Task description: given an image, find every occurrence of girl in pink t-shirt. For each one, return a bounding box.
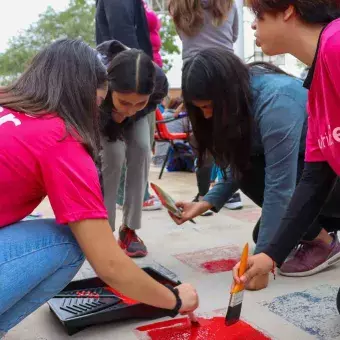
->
[232,1,340,292]
[0,39,197,335]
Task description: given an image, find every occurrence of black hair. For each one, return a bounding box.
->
[0,39,107,160]
[183,49,291,178]
[97,40,156,142]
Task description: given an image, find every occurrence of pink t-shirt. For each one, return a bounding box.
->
[0,106,108,228]
[305,19,340,175]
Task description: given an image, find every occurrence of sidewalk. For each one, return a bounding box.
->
[5,167,340,340]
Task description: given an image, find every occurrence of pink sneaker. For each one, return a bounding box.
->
[280,233,340,277]
[142,197,162,211]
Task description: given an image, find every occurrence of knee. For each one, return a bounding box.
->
[64,242,85,268]
[131,141,150,162]
[100,143,125,174]
[58,225,85,268]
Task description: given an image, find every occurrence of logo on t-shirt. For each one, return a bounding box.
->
[0,112,21,127]
[0,106,22,127]
[318,125,340,149]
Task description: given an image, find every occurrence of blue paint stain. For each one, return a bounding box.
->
[260,285,340,340]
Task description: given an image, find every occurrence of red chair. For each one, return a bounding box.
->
[154,108,189,179]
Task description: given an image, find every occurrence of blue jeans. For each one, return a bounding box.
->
[0,219,84,334]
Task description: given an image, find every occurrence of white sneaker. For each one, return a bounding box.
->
[142,197,162,211]
[224,193,243,210]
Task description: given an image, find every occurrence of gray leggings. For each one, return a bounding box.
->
[100,116,151,231]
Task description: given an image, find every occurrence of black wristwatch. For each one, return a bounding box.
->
[165,284,182,317]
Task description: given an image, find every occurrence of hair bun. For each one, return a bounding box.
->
[96,40,129,66]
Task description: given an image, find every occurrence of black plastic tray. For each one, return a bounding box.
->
[48,266,181,335]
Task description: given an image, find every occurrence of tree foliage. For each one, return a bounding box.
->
[0,0,179,84]
[160,15,180,73]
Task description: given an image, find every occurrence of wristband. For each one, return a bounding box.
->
[165,284,182,317]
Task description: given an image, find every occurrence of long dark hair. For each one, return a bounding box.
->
[0,39,107,160]
[182,48,253,178]
[97,40,156,142]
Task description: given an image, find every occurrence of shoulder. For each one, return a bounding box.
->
[251,73,307,105]
[250,74,307,127]
[320,19,340,59]
[1,106,81,146]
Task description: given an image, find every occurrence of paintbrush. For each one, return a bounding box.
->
[225,243,249,326]
[150,182,196,224]
[188,312,200,326]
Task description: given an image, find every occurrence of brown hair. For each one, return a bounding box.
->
[169,0,233,36]
[0,39,107,160]
[248,0,340,23]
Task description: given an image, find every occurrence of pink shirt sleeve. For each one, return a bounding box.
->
[39,139,108,224]
[305,115,325,162]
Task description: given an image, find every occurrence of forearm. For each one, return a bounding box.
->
[255,193,293,253]
[264,162,337,266]
[204,168,239,212]
[70,220,176,310]
[101,250,176,309]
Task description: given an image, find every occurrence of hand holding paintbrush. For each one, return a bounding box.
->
[150,182,196,224]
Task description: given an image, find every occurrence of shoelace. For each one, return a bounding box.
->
[125,228,144,245]
[294,241,316,260]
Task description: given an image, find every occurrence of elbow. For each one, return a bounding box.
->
[94,257,125,287]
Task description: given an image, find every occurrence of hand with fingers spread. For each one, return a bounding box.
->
[168,200,212,225]
[233,253,275,291]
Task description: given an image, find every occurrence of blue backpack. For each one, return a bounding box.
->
[166,142,195,173]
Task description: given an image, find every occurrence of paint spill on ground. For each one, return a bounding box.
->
[135,317,271,340]
[260,285,340,339]
[175,245,240,274]
[200,259,238,273]
[105,287,138,305]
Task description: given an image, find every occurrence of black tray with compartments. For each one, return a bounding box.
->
[48,266,181,335]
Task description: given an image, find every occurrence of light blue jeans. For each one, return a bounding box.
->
[0,219,85,335]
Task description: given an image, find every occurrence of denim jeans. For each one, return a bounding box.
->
[0,219,84,334]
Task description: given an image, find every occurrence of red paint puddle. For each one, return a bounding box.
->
[200,259,238,273]
[136,317,271,339]
[105,287,138,305]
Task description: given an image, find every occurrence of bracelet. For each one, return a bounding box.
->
[165,284,182,317]
[271,260,276,280]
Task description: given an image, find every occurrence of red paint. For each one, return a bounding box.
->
[200,259,238,273]
[136,317,271,340]
[105,287,138,305]
[175,245,241,274]
[76,291,99,298]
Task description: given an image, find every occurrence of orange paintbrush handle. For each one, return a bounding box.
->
[232,243,249,293]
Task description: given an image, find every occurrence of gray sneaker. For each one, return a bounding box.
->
[280,233,340,277]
